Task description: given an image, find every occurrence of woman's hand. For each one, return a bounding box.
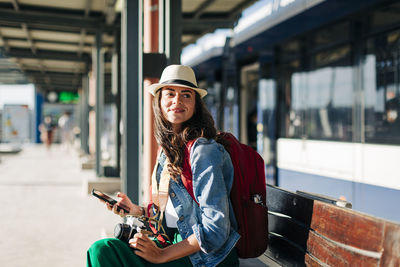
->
[129,233,165,263]
[103,192,143,217]
[130,233,201,263]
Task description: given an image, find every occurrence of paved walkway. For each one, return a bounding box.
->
[0,144,121,267]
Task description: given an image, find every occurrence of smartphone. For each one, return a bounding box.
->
[91,189,130,213]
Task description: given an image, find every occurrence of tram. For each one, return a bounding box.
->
[182,0,400,222]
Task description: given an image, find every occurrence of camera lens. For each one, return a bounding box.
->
[114,223,137,242]
[114,223,130,242]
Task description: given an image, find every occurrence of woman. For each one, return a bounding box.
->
[87,65,240,267]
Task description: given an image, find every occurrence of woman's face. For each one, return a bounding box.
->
[160,86,196,132]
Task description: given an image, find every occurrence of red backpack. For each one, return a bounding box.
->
[182,132,268,258]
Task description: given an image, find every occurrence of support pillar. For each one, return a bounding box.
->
[168,0,181,64]
[121,0,142,204]
[95,31,104,177]
[160,0,181,64]
[111,39,121,176]
[81,75,90,154]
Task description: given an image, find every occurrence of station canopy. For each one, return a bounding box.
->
[0,0,257,93]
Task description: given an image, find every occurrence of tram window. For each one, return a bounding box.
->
[313,46,350,68]
[371,2,400,31]
[202,80,222,130]
[311,45,353,141]
[278,39,303,139]
[279,43,353,141]
[364,29,400,145]
[240,66,259,150]
[313,22,349,47]
[281,40,300,62]
[278,58,303,139]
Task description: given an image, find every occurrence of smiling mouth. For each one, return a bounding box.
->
[171,108,185,113]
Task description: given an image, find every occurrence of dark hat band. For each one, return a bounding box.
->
[161,79,198,88]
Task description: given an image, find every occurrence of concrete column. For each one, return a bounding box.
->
[81,75,90,154]
[95,32,104,177]
[158,0,164,54]
[161,0,181,64]
[111,44,121,175]
[121,0,142,204]
[169,0,181,64]
[88,72,96,156]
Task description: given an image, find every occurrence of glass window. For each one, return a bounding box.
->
[259,64,276,162]
[370,2,400,32]
[364,29,400,144]
[278,58,303,139]
[279,42,353,141]
[306,45,353,141]
[240,66,259,150]
[289,70,307,138]
[201,80,222,130]
[278,38,303,139]
[313,22,349,47]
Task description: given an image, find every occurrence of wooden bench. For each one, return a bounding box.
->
[259,185,400,266]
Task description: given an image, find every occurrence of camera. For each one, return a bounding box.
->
[114,216,150,242]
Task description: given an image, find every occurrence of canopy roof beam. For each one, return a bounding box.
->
[182,18,234,29]
[0,30,10,52]
[193,0,215,19]
[5,47,91,62]
[11,0,19,11]
[0,8,116,33]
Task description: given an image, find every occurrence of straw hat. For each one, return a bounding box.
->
[147,65,207,98]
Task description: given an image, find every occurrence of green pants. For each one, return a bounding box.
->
[87,238,239,267]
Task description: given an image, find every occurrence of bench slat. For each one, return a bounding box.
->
[310,201,384,252]
[265,234,306,267]
[268,212,309,252]
[304,253,324,267]
[381,221,400,266]
[307,230,380,266]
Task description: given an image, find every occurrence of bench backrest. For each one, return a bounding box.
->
[265,185,400,266]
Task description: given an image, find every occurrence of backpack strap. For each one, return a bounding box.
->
[182,139,199,205]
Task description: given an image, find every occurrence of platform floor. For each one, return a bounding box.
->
[0,144,121,267]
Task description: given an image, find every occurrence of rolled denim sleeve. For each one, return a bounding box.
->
[190,139,232,254]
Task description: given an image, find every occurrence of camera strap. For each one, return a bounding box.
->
[151,152,170,214]
[149,150,172,246]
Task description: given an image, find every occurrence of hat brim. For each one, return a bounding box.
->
[147,83,208,98]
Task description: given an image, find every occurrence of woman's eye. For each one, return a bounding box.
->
[183,94,191,98]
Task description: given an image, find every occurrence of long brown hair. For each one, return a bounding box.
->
[152,89,216,178]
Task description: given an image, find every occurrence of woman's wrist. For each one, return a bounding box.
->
[129,204,145,216]
[158,236,200,263]
[159,247,168,263]
[139,206,145,216]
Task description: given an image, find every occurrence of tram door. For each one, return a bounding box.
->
[259,63,277,185]
[240,62,277,185]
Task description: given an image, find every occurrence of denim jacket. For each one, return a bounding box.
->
[156,138,240,267]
